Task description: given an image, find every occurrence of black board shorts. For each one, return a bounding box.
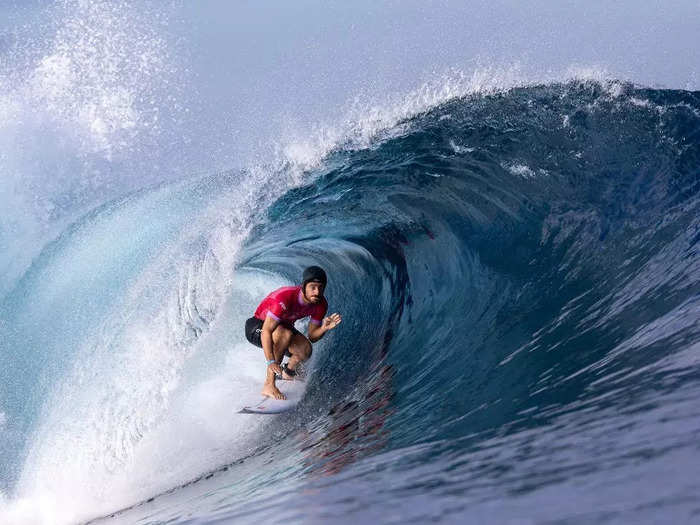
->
[244,316,301,349]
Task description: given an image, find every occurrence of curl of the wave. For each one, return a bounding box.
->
[2,45,698,523]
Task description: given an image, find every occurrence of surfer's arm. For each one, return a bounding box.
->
[307,322,325,343]
[307,313,342,342]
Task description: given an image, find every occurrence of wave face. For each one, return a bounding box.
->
[1,81,699,524]
[228,82,700,523]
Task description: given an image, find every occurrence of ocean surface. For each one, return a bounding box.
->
[1,2,699,524]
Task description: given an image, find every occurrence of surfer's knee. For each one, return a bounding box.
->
[297,338,312,360]
[272,325,293,345]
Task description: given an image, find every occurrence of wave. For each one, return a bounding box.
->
[247,79,700,449]
[1,79,699,523]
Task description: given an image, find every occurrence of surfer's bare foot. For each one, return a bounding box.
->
[262,384,286,400]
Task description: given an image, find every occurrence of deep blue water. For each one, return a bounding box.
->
[1,79,698,524]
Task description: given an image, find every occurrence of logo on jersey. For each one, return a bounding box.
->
[279,301,287,311]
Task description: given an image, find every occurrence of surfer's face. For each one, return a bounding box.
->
[304,282,324,303]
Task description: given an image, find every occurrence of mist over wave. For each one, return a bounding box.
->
[0,0,189,298]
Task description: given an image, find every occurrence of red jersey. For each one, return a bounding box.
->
[254,285,327,327]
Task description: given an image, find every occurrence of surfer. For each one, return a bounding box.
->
[245,266,342,400]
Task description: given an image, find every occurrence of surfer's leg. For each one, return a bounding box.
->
[285,332,312,375]
[262,325,293,399]
[271,325,293,362]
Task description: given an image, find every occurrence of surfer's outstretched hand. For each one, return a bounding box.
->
[322,313,342,330]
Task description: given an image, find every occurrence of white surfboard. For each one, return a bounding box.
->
[239,379,306,414]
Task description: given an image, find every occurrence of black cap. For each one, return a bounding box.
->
[302,266,327,289]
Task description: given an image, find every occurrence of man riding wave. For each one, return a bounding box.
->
[244,266,342,400]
